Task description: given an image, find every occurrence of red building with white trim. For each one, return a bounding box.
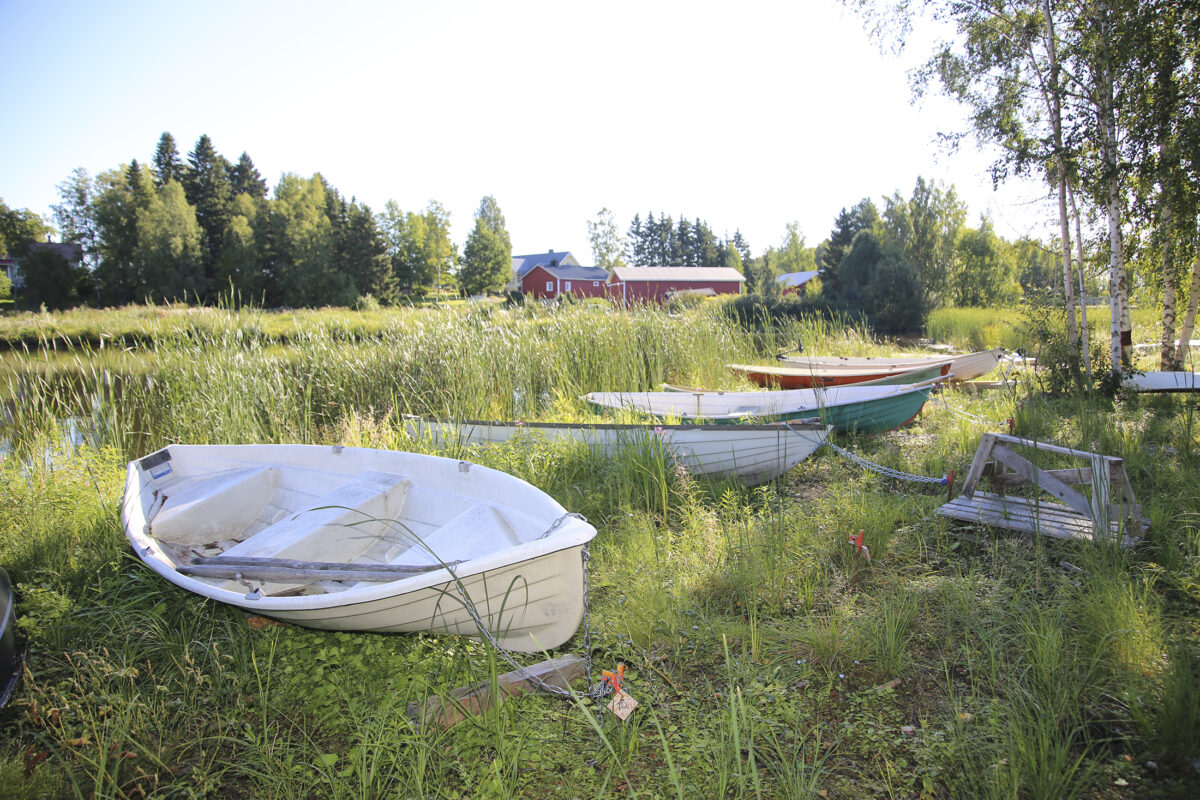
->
[521,264,610,300]
[606,266,745,304]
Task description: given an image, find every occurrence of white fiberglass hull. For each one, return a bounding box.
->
[407,418,831,486]
[121,444,597,652]
[1124,371,1200,393]
[778,347,1004,382]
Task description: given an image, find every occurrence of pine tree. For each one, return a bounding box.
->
[230,152,267,199]
[152,132,185,188]
[458,196,512,296]
[184,134,233,293]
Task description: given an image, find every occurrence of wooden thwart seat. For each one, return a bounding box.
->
[177,555,457,584]
[937,434,1145,548]
[219,470,411,562]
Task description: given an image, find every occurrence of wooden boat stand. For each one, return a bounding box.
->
[937,434,1145,548]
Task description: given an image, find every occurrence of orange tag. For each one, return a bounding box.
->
[607,689,638,721]
[601,663,626,694]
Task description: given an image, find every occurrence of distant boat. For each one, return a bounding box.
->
[1123,371,1200,393]
[406,417,832,486]
[727,361,950,389]
[122,444,597,652]
[584,379,944,434]
[777,347,1005,383]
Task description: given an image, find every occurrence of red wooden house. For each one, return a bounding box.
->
[606,266,745,304]
[521,264,610,300]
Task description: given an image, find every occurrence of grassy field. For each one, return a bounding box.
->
[1,300,1198,799]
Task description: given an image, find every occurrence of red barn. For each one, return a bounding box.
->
[606,266,745,305]
[521,264,610,300]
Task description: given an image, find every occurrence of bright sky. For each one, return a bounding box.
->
[0,0,1056,261]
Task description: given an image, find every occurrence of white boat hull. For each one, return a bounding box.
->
[1124,371,1200,393]
[122,444,597,652]
[778,347,1004,382]
[407,418,831,486]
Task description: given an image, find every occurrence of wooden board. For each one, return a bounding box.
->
[937,491,1142,548]
[407,654,586,728]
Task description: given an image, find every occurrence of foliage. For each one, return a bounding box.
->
[2,303,1200,797]
[12,246,89,311]
[587,207,627,268]
[0,198,52,258]
[626,211,733,268]
[134,179,204,302]
[457,196,512,297]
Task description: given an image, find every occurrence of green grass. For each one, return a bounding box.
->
[2,301,1199,798]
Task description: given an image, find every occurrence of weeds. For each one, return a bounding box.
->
[1,302,1198,797]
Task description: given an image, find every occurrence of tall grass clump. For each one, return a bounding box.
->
[926,307,1024,351]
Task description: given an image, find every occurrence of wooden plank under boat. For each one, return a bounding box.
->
[121,444,597,652]
[727,361,949,389]
[776,347,1005,382]
[583,378,945,434]
[405,417,831,486]
[1123,371,1200,393]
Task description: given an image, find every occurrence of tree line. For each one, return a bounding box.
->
[587,180,1059,332]
[7,133,1055,330]
[2,132,514,310]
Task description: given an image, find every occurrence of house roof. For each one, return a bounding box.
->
[513,251,580,277]
[532,264,608,282]
[30,241,85,262]
[608,266,745,283]
[777,270,819,287]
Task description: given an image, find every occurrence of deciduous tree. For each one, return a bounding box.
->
[588,207,626,268]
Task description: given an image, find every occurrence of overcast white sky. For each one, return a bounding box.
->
[0,0,1056,260]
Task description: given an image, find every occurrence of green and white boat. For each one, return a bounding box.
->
[584,378,945,434]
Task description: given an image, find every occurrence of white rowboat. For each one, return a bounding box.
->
[777,347,1005,382]
[122,444,597,652]
[406,417,832,486]
[1123,371,1200,393]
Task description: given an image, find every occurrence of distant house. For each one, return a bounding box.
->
[606,266,745,304]
[521,264,609,301]
[3,241,84,291]
[510,251,581,291]
[777,270,820,296]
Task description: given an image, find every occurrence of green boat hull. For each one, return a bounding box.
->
[811,385,933,433]
[585,385,935,434]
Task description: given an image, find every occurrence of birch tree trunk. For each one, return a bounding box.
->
[1175,216,1200,363]
[1096,3,1131,373]
[1044,0,1080,364]
[1069,182,1092,381]
[1160,203,1178,369]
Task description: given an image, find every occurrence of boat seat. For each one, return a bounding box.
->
[152,466,281,543]
[394,504,521,568]
[221,471,411,563]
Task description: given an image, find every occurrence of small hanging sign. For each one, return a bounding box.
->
[607,689,638,721]
[601,663,637,721]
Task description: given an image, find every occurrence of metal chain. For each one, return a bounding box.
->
[537,511,588,540]
[933,391,1010,429]
[815,435,950,485]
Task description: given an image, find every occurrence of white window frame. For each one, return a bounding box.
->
[564,281,572,292]
[546,281,554,292]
